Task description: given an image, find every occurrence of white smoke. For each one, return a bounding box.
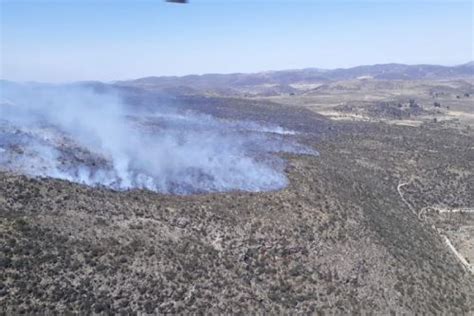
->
[0,82,316,194]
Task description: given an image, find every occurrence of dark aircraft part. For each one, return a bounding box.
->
[166,0,187,3]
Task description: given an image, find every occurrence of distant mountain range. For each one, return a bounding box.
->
[2,62,472,98]
[115,62,473,96]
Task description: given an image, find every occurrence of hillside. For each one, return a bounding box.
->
[1,89,473,313]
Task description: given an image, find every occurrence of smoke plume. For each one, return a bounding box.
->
[0,82,316,194]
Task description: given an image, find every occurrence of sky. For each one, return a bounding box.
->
[0,0,472,82]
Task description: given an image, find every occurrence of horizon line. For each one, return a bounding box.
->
[1,60,472,85]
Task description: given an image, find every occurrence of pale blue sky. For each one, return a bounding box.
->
[1,0,472,82]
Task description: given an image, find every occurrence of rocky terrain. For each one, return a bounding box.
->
[1,68,473,313]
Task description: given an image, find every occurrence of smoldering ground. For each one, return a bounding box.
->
[0,82,316,194]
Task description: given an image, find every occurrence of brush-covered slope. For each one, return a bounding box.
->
[0,95,472,314]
